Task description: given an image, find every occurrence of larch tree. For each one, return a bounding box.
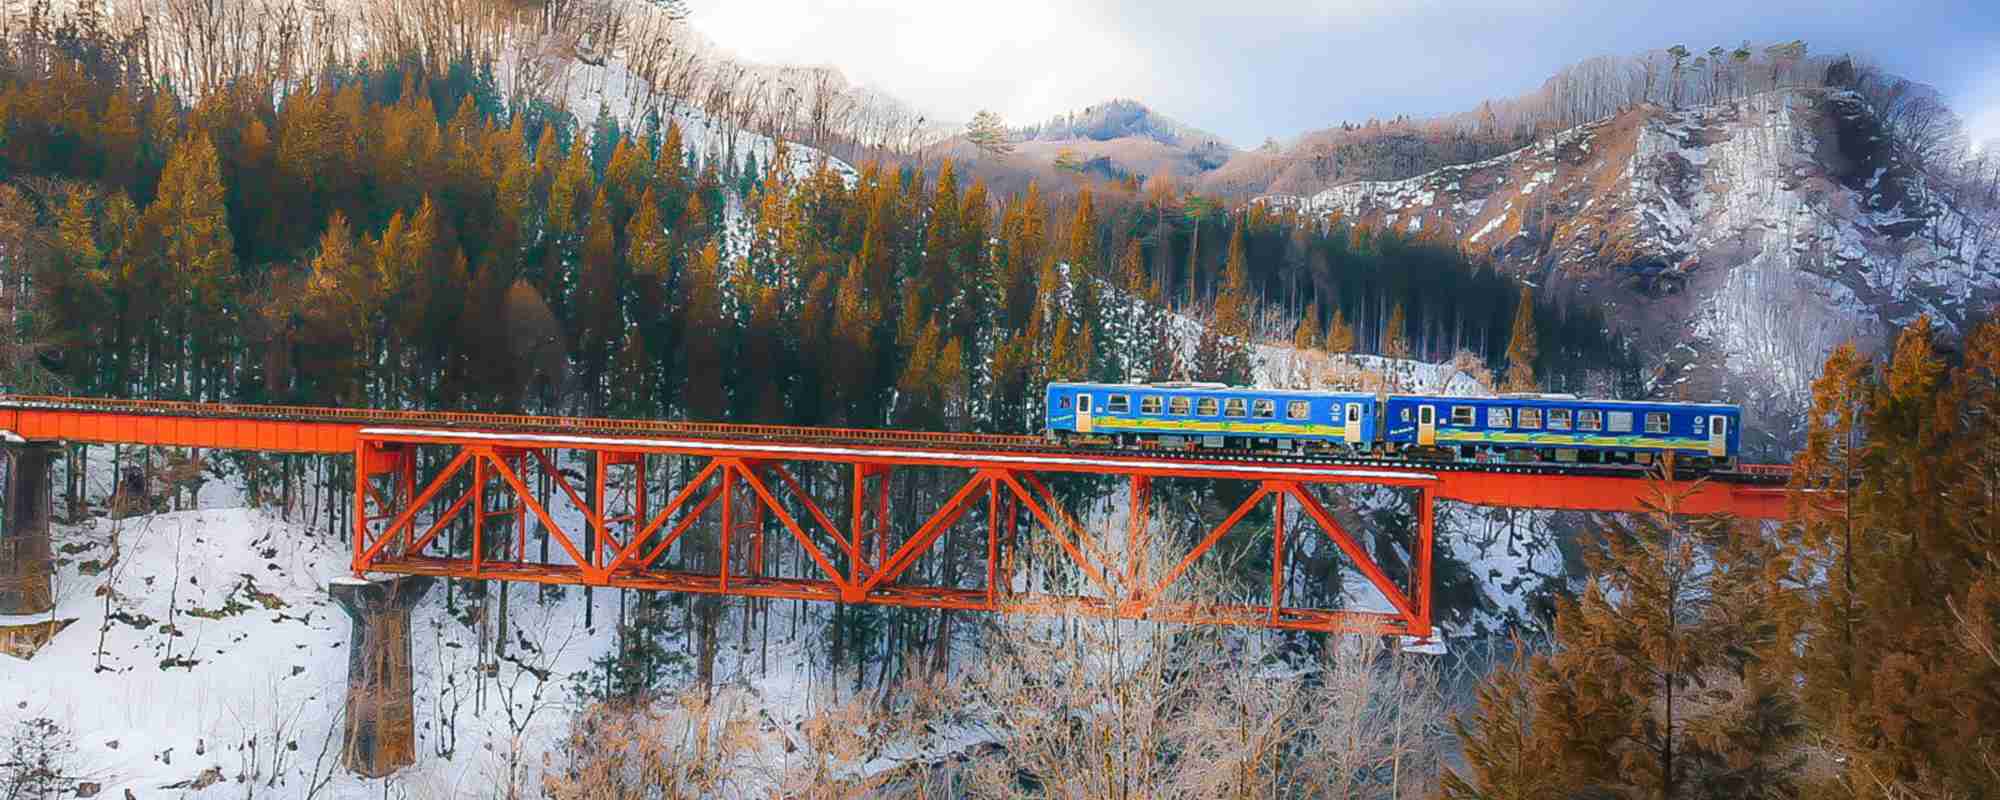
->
[680,242,730,422]
[1382,302,1411,360]
[1502,286,1538,393]
[1450,482,1804,799]
[1293,301,1320,351]
[1323,305,1356,354]
[146,131,236,399]
[1441,644,1565,800]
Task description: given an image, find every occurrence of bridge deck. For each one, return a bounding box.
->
[0,395,1811,638]
[0,395,1793,519]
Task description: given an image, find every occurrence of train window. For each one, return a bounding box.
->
[1488,407,1512,427]
[1578,409,1603,431]
[1196,398,1219,416]
[1645,412,1670,434]
[1608,411,1634,433]
[1224,398,1248,418]
[1287,401,1311,420]
[1347,404,1363,423]
[1518,408,1542,429]
[1252,399,1276,418]
[1450,406,1475,426]
[1107,394,1130,414]
[1170,396,1193,415]
[1547,409,1573,430]
[1140,396,1163,415]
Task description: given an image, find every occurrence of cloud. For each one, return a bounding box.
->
[685,0,2000,147]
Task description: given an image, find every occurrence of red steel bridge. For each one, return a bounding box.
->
[0,395,1796,640]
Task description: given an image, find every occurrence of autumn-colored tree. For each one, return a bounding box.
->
[1065,189,1097,274]
[680,242,730,421]
[144,131,236,399]
[1441,643,1564,800]
[1381,302,1410,360]
[1448,482,1803,799]
[1502,286,1538,392]
[1323,304,1356,354]
[1802,318,2000,797]
[1213,218,1253,340]
[1293,301,1320,351]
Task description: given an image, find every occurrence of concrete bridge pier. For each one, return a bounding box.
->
[330,576,434,778]
[0,444,56,616]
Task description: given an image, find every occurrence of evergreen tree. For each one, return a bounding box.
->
[965,110,1013,156]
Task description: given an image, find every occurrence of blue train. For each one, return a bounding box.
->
[1044,381,1740,469]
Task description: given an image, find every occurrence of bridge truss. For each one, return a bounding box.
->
[0,396,1794,639]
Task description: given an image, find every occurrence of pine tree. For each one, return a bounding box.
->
[1502,286,1538,392]
[966,109,1013,156]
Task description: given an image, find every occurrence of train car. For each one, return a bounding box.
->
[1044,382,1377,452]
[1381,393,1741,467]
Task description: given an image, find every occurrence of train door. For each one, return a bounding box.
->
[1417,405,1436,447]
[1076,393,1094,434]
[1708,414,1728,457]
[1343,402,1364,446]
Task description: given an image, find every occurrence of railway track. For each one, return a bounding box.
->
[0,395,1792,486]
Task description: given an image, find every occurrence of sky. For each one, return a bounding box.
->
[686,0,2000,149]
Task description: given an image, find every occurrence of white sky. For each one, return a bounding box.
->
[687,0,2000,148]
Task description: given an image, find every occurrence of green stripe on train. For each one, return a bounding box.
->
[1083,416,1352,437]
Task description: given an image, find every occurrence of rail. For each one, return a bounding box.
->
[0,394,1041,449]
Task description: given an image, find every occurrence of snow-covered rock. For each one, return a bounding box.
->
[1258,90,2000,456]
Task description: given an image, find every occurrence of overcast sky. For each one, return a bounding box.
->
[686,0,2000,149]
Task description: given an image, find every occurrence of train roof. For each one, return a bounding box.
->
[1045,383,1738,410]
[1387,393,1740,410]
[1046,382,1375,398]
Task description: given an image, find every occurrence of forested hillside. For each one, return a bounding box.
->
[2,1,1995,797]
[0,2,1626,429]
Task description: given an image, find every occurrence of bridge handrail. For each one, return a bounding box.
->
[0,395,1040,449]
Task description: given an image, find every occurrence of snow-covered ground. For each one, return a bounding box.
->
[0,342,1553,795]
[0,454,984,798]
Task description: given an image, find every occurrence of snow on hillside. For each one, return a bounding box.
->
[498,45,856,186]
[494,36,859,265]
[1258,90,2000,452]
[0,457,985,798]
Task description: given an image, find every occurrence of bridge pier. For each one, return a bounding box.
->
[0,444,56,616]
[330,576,433,778]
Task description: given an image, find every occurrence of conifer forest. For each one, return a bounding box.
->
[0,1,1996,798]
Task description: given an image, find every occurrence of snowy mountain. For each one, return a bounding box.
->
[1257,89,2000,455]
